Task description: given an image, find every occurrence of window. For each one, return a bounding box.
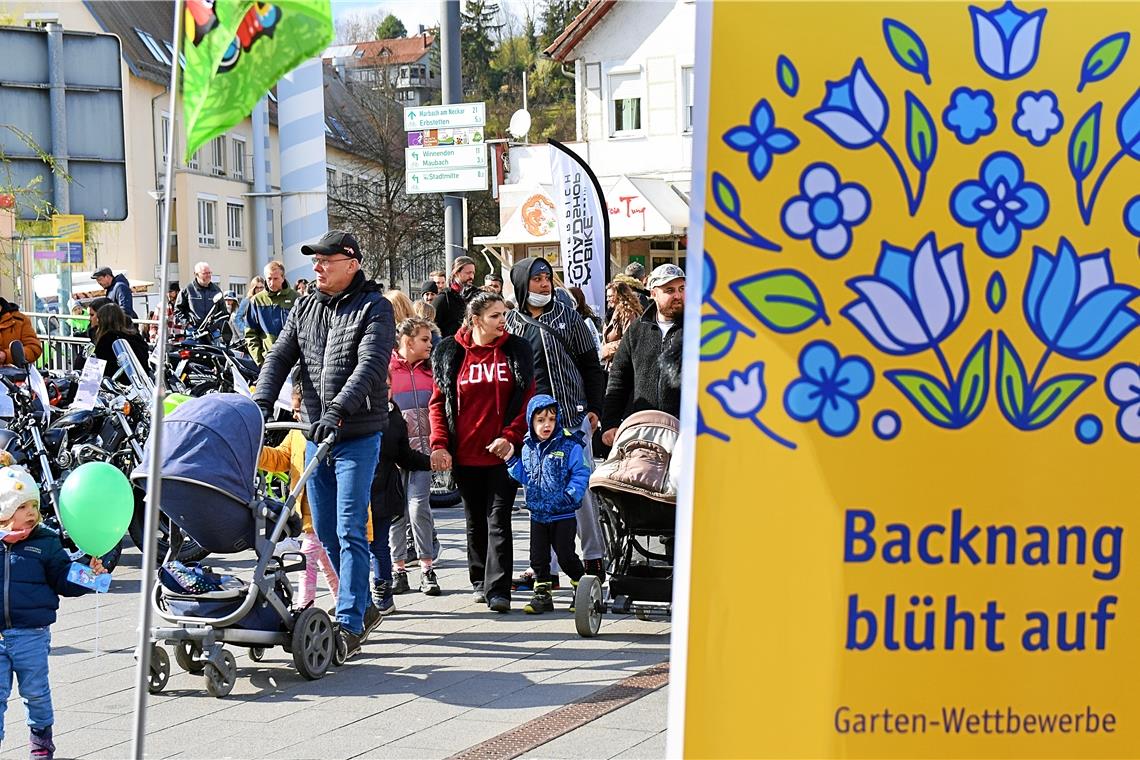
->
[134,28,170,65]
[231,137,246,180]
[226,202,245,249]
[230,278,248,296]
[197,198,217,247]
[609,72,643,135]
[326,166,337,190]
[681,66,694,132]
[160,115,170,166]
[188,149,200,170]
[211,136,226,176]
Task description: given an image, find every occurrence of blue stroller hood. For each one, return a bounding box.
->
[132,393,264,553]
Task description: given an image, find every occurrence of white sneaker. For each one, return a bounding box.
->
[275,537,302,555]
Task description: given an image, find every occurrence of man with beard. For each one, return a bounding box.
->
[431,256,478,337]
[601,264,686,447]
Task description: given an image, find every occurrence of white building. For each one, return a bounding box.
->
[476,0,694,278]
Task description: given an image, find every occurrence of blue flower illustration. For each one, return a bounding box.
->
[1106,363,1140,442]
[942,87,996,144]
[1013,90,1063,146]
[781,163,870,259]
[784,341,874,437]
[842,234,967,355]
[950,151,1048,257]
[1024,238,1140,360]
[708,361,795,448]
[1125,196,1140,237]
[969,2,1047,80]
[723,99,798,181]
[805,59,888,149]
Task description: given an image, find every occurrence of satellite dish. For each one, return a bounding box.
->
[508,109,532,140]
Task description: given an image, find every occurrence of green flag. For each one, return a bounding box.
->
[182,0,333,160]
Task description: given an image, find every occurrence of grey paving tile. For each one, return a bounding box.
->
[613,731,666,759]
[521,725,656,759]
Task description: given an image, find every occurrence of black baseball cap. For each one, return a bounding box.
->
[302,230,361,260]
[92,267,113,279]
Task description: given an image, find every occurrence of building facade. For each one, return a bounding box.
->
[475,0,694,281]
[323,33,440,108]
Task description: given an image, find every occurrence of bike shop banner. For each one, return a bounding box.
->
[675,1,1140,757]
[549,139,609,314]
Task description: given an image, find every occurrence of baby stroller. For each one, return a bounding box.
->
[131,394,339,698]
[575,410,678,637]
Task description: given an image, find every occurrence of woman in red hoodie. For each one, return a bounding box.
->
[429,292,535,612]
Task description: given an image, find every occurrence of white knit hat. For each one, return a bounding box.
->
[0,466,40,522]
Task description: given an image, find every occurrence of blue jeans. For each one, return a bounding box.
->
[0,627,53,739]
[306,432,382,636]
[369,513,392,586]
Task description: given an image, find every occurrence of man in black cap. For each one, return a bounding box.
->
[252,230,394,660]
[505,256,608,585]
[92,267,137,320]
[419,279,439,304]
[431,255,478,337]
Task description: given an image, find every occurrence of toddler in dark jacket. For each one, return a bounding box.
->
[507,394,591,614]
[0,465,104,759]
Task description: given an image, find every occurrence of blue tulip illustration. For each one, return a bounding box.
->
[807,59,935,215]
[708,361,796,449]
[1071,87,1140,224]
[969,2,1046,80]
[997,239,1140,431]
[842,234,991,429]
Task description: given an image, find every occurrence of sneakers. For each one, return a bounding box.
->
[392,569,410,595]
[487,595,511,613]
[569,578,579,613]
[378,594,397,616]
[30,726,54,760]
[371,579,389,607]
[337,626,363,661]
[512,572,561,592]
[523,583,554,614]
[362,603,382,638]
[583,558,606,584]
[472,582,486,604]
[420,568,441,596]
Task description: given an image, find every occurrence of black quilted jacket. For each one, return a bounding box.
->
[253,271,395,441]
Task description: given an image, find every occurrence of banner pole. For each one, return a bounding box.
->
[130,1,183,756]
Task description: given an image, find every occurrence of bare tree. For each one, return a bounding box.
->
[334,9,388,44]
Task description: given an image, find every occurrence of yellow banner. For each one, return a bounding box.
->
[685,2,1140,757]
[51,214,84,244]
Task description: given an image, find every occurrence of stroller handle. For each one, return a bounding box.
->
[264,422,306,432]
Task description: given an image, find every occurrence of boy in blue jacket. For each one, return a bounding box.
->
[507,395,590,614]
[0,466,104,759]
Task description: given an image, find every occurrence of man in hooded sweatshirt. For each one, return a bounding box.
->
[504,256,608,584]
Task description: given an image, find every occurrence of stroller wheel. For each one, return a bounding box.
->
[175,641,206,674]
[249,647,266,662]
[147,646,170,693]
[574,576,604,638]
[204,650,237,698]
[291,607,335,680]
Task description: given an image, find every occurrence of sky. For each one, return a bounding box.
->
[331,0,538,38]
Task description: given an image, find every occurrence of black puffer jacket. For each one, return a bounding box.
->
[431,282,478,338]
[370,401,432,521]
[253,271,395,441]
[601,304,683,431]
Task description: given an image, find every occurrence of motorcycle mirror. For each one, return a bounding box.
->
[212,292,225,303]
[9,341,26,367]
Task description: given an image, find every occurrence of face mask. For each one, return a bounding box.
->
[527,292,552,308]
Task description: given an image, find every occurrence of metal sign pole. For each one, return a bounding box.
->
[45,23,72,310]
[130,1,183,756]
[440,0,464,269]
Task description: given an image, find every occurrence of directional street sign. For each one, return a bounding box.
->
[403,102,486,131]
[406,166,488,195]
[405,144,487,171]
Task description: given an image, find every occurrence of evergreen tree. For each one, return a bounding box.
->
[461,0,504,98]
[375,13,408,40]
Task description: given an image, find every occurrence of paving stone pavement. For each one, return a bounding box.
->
[0,507,671,759]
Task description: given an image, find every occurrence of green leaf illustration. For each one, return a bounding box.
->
[885,369,954,427]
[882,18,931,84]
[700,316,736,361]
[1068,103,1102,182]
[729,268,828,334]
[956,331,992,424]
[1078,32,1130,92]
[996,332,1029,425]
[1027,375,1095,429]
[776,55,799,97]
[711,172,740,218]
[905,91,937,172]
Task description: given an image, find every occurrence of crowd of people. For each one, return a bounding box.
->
[0,230,685,759]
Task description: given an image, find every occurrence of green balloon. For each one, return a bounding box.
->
[58,462,134,557]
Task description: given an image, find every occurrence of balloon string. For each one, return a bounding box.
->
[94,589,101,657]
